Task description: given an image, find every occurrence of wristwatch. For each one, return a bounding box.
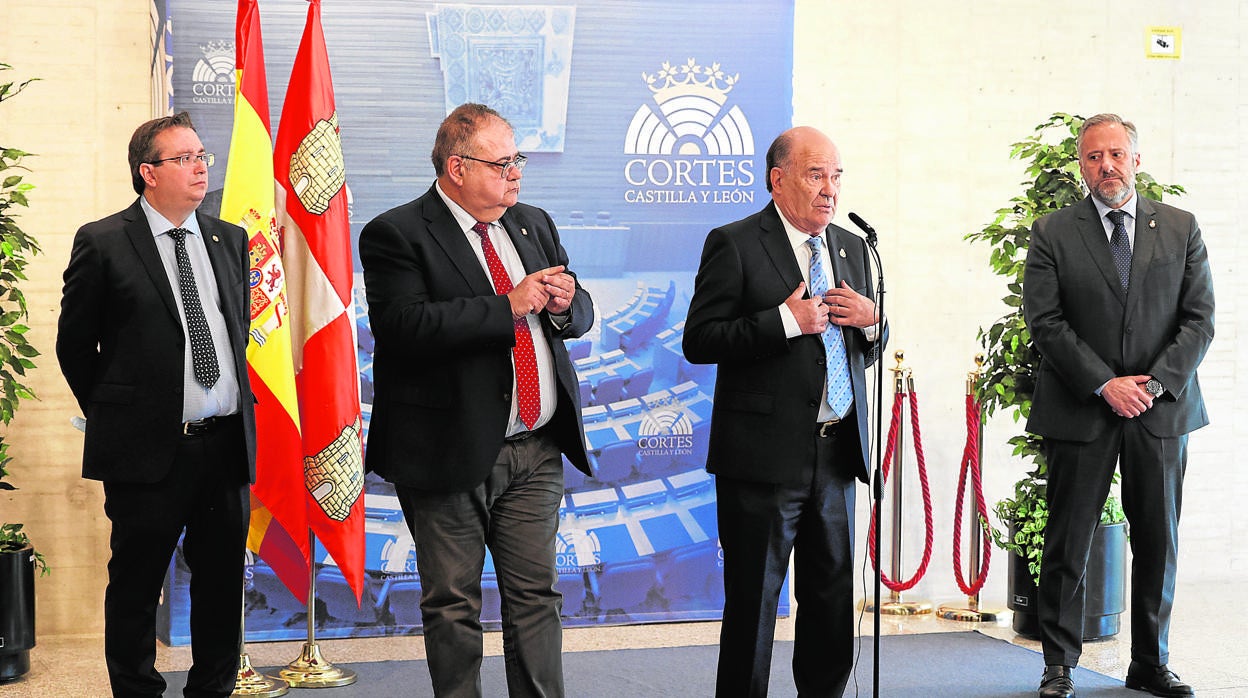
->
[1145,377,1165,398]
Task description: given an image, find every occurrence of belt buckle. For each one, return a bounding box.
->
[182,418,210,436]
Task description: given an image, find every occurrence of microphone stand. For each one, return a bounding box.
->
[862,223,885,697]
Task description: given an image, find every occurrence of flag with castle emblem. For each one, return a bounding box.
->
[274,0,365,603]
[220,0,310,603]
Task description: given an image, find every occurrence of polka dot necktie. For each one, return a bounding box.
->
[473,222,541,429]
[807,236,853,418]
[1107,209,1132,290]
[167,228,220,388]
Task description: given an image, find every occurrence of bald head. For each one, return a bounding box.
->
[766,126,842,235]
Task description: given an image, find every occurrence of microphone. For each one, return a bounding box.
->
[847,212,878,247]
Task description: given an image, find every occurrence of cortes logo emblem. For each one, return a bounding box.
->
[623,58,757,204]
[190,40,235,105]
[636,408,695,456]
[555,528,602,573]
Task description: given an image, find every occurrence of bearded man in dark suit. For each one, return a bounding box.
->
[359,103,593,697]
[57,112,256,697]
[684,125,885,697]
[1024,113,1214,698]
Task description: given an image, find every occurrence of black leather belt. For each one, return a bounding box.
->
[182,415,230,436]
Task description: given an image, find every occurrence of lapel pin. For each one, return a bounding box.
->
[1149,220,1156,229]
[212,235,220,242]
[521,227,529,236]
[839,248,846,258]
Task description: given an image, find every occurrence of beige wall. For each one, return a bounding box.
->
[1,1,1243,637]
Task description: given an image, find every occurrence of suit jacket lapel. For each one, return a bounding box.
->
[1076,197,1127,303]
[421,186,496,297]
[1124,197,1159,318]
[499,212,544,274]
[123,200,181,323]
[759,204,804,296]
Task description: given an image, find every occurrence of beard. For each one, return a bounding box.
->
[1091,177,1132,207]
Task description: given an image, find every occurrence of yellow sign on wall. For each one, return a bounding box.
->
[1146,27,1181,59]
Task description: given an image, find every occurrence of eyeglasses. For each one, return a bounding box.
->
[458,153,527,179]
[147,153,215,168]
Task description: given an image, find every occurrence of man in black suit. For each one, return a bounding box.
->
[56,112,256,697]
[1024,114,1214,698]
[359,103,593,697]
[683,125,884,697]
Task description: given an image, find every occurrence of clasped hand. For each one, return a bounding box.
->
[1103,375,1154,418]
[784,281,879,335]
[507,265,575,318]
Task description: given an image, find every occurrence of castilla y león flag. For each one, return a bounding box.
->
[221,0,311,603]
[274,0,365,604]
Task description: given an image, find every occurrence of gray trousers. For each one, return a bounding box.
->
[397,431,566,698]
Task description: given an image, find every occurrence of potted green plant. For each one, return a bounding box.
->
[0,62,46,683]
[966,112,1182,640]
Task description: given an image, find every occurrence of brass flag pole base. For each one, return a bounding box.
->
[936,602,1002,623]
[277,642,357,688]
[232,652,289,696]
[861,597,934,615]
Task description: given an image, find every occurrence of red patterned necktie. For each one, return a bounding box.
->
[473,221,541,429]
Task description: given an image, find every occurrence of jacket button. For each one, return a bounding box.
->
[503,392,512,402]
[1125,326,1133,334]
[808,400,818,408]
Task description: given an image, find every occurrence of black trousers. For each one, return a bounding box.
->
[1039,419,1186,668]
[396,431,566,698]
[714,422,858,698]
[102,415,249,698]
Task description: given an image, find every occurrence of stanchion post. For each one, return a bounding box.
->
[863,350,932,616]
[277,532,357,688]
[232,565,289,697]
[938,354,1002,623]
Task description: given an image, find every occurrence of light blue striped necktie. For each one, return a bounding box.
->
[807,236,853,417]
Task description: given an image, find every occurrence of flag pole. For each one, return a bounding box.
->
[277,531,356,688]
[231,572,289,696]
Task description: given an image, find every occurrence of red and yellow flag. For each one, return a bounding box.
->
[221,0,311,603]
[274,0,365,603]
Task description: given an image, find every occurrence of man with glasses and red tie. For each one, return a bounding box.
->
[360,102,593,697]
[57,112,256,697]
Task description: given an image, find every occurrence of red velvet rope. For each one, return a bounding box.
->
[866,389,934,592]
[951,393,992,595]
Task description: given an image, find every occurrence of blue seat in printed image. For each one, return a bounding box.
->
[594,559,659,613]
[622,367,654,400]
[593,441,640,484]
[384,578,422,628]
[659,544,723,607]
[556,572,587,616]
[594,374,625,405]
[317,566,378,624]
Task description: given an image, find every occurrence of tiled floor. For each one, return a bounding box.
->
[4,580,1245,696]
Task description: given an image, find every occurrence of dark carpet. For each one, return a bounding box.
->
[168,631,1137,696]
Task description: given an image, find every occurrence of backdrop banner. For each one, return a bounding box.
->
[156,0,794,644]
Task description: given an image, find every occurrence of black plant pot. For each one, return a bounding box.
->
[0,545,37,681]
[1007,520,1126,641]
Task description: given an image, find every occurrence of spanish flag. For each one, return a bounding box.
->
[274,0,365,603]
[221,0,310,603]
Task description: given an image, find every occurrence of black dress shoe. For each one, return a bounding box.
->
[1125,661,1194,696]
[1039,665,1076,698]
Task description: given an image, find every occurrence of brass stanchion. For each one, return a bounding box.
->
[938,354,1002,623]
[233,570,289,697]
[863,351,933,615]
[277,533,357,688]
